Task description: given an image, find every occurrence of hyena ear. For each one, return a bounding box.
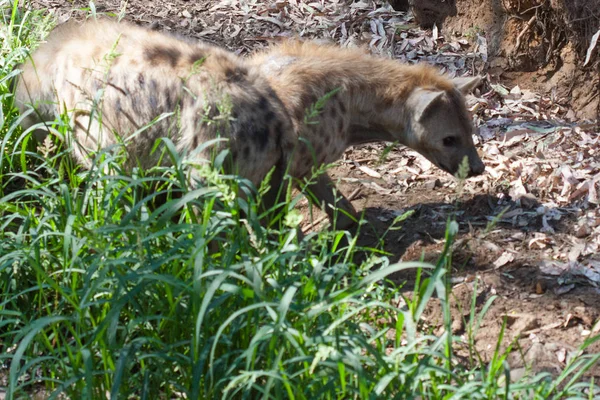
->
[408,88,445,122]
[452,76,482,94]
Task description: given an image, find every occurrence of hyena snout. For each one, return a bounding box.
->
[441,149,485,178]
[467,150,485,177]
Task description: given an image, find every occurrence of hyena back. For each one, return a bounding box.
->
[15,19,294,203]
[250,41,485,229]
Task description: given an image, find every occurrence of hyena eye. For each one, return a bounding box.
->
[443,136,458,147]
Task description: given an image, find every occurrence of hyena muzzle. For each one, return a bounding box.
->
[14,19,295,215]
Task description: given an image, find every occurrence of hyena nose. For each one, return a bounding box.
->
[469,157,485,176]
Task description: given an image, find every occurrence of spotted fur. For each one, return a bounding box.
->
[15,19,294,203]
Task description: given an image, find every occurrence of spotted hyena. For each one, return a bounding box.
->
[15,19,295,211]
[250,41,485,229]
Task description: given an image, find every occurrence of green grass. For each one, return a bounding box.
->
[1,1,600,399]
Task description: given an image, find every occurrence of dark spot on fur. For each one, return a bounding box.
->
[338,101,347,114]
[116,98,122,113]
[258,96,269,111]
[254,127,269,150]
[243,146,250,159]
[266,88,287,110]
[138,73,145,87]
[296,93,314,121]
[150,79,158,92]
[265,87,279,100]
[149,95,158,111]
[301,93,313,110]
[272,121,283,135]
[231,101,270,151]
[145,45,181,67]
[189,50,205,65]
[166,92,174,110]
[386,97,397,108]
[324,136,331,145]
[328,105,337,118]
[131,97,141,116]
[192,135,199,149]
[224,66,248,83]
[264,111,275,123]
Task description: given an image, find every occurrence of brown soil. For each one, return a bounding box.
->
[444,0,600,120]
[24,0,600,382]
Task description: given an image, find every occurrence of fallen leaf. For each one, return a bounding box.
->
[358,165,382,178]
[494,251,515,268]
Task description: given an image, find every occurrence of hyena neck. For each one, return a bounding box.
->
[263,43,457,150]
[343,92,405,147]
[315,74,413,148]
[295,59,451,149]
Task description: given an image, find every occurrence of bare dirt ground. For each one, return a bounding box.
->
[26,0,600,378]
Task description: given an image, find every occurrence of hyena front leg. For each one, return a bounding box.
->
[258,161,286,224]
[305,173,358,230]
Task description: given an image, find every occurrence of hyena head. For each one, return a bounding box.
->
[405,76,485,177]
